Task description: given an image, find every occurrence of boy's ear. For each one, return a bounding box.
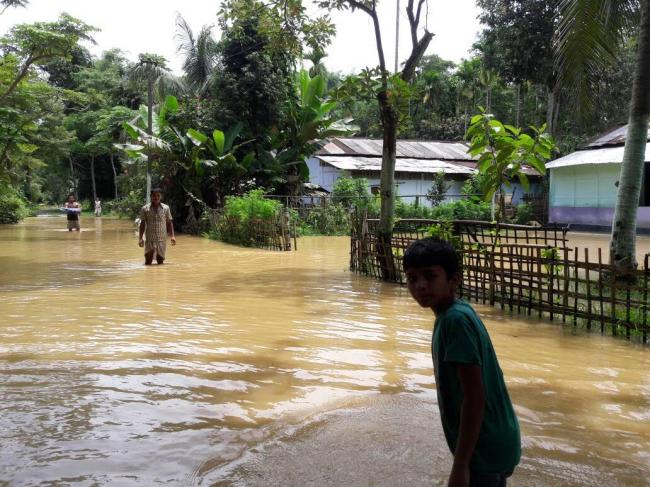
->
[449,272,461,289]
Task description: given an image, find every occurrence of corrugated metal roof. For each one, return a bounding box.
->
[316,156,476,174]
[582,124,650,149]
[316,137,475,161]
[547,145,650,168]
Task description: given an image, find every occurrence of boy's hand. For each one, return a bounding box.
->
[171,237,176,246]
[448,463,470,487]
[138,239,144,248]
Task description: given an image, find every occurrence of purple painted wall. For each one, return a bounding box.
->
[550,207,650,229]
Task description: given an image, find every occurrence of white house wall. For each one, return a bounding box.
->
[306,157,539,207]
[306,157,342,192]
[550,164,619,207]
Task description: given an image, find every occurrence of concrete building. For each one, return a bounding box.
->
[547,125,650,230]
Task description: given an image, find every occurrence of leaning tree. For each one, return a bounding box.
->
[555,0,647,275]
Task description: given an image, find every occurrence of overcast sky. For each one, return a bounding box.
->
[0,0,482,74]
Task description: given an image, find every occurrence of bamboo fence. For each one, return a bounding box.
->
[216,211,296,251]
[351,217,650,342]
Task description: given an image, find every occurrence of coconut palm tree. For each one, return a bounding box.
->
[174,14,218,97]
[0,0,28,15]
[128,53,185,203]
[555,0,648,275]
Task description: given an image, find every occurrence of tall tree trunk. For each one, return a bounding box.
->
[68,156,77,197]
[377,93,398,281]
[110,153,118,199]
[610,1,650,275]
[515,84,521,127]
[90,155,97,202]
[146,78,153,205]
[546,85,560,136]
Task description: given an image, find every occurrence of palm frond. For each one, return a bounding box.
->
[175,14,217,95]
[555,0,640,112]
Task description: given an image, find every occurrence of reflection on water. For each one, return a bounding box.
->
[0,216,649,485]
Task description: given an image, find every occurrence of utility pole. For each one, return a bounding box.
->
[395,0,400,73]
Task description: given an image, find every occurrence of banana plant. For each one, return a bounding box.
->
[272,69,358,193]
[186,122,255,206]
[114,95,181,167]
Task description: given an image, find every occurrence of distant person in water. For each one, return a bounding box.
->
[64,194,81,232]
[403,237,520,487]
[94,197,102,217]
[138,188,176,265]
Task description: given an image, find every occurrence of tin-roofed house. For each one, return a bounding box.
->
[547,125,650,230]
[307,138,543,207]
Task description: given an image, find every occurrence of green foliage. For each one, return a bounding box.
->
[0,14,96,102]
[466,109,555,220]
[554,0,638,113]
[335,67,415,132]
[104,190,144,219]
[426,171,449,206]
[216,189,283,246]
[331,177,370,209]
[430,199,492,221]
[0,182,29,223]
[270,70,357,194]
[395,199,434,219]
[461,173,488,197]
[514,202,534,224]
[427,219,461,248]
[300,202,350,235]
[223,189,280,221]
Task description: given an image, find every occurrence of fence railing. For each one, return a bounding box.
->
[200,208,296,251]
[351,217,650,342]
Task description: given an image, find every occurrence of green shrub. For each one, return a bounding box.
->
[426,171,449,206]
[300,202,350,235]
[217,189,283,246]
[104,190,146,219]
[395,198,434,219]
[223,189,281,222]
[331,177,371,209]
[514,203,534,224]
[430,199,491,221]
[0,184,30,224]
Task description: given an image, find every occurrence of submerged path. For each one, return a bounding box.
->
[0,216,649,485]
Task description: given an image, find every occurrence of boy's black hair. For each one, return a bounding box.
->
[150,187,164,194]
[403,237,460,278]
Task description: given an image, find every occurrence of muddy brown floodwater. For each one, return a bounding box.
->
[1,216,649,486]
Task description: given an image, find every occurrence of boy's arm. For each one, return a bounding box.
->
[167,219,176,245]
[138,220,146,245]
[448,364,485,487]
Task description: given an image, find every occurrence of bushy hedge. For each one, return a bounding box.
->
[103,190,147,219]
[299,202,350,235]
[214,189,283,246]
[0,184,30,224]
[393,198,492,221]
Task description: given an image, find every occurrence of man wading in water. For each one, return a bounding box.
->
[138,188,176,265]
[64,194,81,231]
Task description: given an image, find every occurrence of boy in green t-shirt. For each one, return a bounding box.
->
[403,237,520,487]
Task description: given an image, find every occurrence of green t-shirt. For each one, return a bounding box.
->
[432,299,521,473]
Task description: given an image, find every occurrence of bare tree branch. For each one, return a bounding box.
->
[401,30,434,82]
[347,0,387,74]
[406,0,427,50]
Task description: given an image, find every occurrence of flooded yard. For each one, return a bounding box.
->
[0,216,649,485]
